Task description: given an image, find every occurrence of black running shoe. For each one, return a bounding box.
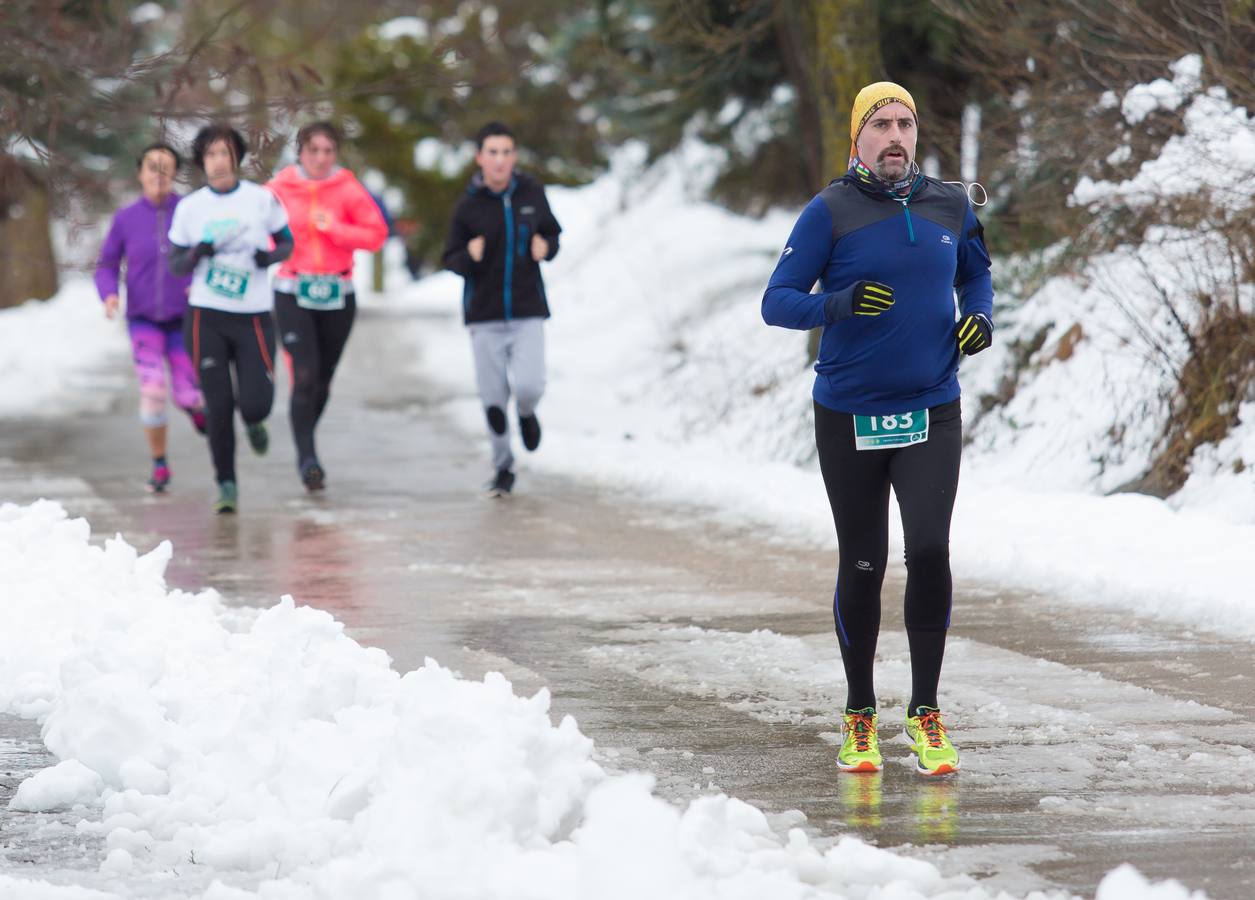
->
[485,468,515,498]
[300,458,325,493]
[519,413,541,452]
[246,422,269,456]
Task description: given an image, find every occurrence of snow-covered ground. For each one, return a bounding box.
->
[0,55,1247,900]
[0,501,1210,900]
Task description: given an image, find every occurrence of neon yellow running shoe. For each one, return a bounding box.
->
[905,706,960,776]
[838,708,882,772]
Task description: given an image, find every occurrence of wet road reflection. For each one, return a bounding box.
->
[839,771,883,828]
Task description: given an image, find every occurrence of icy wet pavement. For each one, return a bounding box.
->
[2,299,1253,898]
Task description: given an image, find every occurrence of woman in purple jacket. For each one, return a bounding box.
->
[95,143,207,492]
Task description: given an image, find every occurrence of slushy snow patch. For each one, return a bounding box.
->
[8,759,103,812]
[1095,864,1208,900]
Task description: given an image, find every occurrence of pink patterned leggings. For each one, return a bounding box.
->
[128,318,203,426]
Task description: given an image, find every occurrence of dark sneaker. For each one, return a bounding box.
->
[214,480,238,514]
[189,408,208,435]
[246,422,269,456]
[147,463,171,493]
[485,468,515,498]
[519,413,541,452]
[300,458,325,493]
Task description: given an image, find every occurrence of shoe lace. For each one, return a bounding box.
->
[846,713,875,752]
[917,711,947,748]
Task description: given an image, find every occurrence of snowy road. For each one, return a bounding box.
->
[2,299,1252,898]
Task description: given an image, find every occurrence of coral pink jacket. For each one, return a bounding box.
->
[268,165,387,277]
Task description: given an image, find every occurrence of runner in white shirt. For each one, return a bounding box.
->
[169,124,293,514]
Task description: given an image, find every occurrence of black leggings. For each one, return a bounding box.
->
[274,291,356,467]
[814,398,962,714]
[185,307,276,484]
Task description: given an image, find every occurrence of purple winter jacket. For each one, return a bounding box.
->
[94,194,193,323]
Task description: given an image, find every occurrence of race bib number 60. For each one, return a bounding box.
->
[853,409,929,451]
[296,274,345,311]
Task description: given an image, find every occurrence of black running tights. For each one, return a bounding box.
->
[185,307,276,484]
[813,398,962,714]
[274,291,356,467]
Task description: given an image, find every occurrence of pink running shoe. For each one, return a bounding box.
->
[147,464,171,493]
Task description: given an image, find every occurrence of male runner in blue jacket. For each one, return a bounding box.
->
[763,82,993,776]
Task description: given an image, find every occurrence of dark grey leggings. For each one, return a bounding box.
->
[814,398,962,714]
[274,291,356,468]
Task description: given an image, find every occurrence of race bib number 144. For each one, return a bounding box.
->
[853,409,929,451]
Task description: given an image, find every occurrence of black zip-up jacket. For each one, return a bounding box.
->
[442,172,562,324]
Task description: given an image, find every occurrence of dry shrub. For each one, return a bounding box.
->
[1119,306,1255,497]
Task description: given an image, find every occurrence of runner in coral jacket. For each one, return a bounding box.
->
[268,121,388,492]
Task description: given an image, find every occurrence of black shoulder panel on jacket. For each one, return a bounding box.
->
[908,178,968,236]
[818,180,902,243]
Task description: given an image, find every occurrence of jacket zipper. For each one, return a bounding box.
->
[502,190,515,320]
[156,202,166,319]
[310,183,322,271]
[892,177,922,246]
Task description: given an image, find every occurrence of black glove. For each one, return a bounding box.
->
[851,281,895,316]
[253,249,271,268]
[824,280,895,322]
[194,240,216,260]
[955,312,993,355]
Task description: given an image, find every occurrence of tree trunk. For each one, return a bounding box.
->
[0,157,58,308]
[773,7,824,192]
[806,0,884,362]
[813,0,884,178]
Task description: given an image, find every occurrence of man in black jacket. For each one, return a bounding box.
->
[443,122,563,497]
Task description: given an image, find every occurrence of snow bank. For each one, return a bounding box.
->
[0,278,128,418]
[1095,866,1206,900]
[8,499,1200,898]
[1076,55,1252,211]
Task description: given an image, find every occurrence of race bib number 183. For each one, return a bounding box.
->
[853,409,929,451]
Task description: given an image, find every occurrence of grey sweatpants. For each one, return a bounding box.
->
[468,317,546,472]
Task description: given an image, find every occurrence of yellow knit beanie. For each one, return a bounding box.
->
[850,81,918,155]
